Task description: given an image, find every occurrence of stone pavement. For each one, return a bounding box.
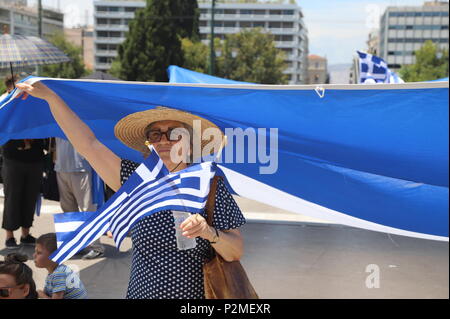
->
[0,189,448,299]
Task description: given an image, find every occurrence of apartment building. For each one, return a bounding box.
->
[93,0,309,83]
[307,54,328,84]
[0,0,64,39]
[198,1,309,83]
[379,0,449,69]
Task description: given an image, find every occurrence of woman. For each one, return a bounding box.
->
[16,81,246,299]
[0,253,38,299]
[2,76,46,249]
[2,138,46,249]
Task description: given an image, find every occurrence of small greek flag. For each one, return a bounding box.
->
[51,146,217,264]
[357,51,404,84]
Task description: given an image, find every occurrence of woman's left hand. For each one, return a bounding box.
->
[179,213,214,241]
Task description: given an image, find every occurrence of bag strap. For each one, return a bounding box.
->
[205,176,221,227]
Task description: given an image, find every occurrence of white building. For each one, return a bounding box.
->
[93,0,309,83]
[0,0,64,39]
[379,1,449,69]
[198,1,309,84]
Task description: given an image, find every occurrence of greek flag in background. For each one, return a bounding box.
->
[357,51,404,84]
[51,146,217,264]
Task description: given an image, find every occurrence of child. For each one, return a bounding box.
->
[0,253,38,299]
[34,233,87,299]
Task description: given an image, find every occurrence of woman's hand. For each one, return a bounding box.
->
[15,82,57,101]
[179,213,215,241]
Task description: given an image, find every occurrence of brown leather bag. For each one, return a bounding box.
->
[203,176,259,299]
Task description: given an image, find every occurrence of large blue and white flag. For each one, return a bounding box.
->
[0,70,448,243]
[357,51,404,84]
[50,146,217,264]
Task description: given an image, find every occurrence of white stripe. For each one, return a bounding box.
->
[52,192,128,262]
[23,76,449,91]
[115,198,208,245]
[111,168,214,243]
[217,165,448,242]
[55,221,85,233]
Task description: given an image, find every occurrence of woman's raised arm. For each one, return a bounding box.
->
[16,81,122,191]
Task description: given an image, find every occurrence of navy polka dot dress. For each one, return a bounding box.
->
[120,159,246,299]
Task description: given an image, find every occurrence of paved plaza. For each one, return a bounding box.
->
[0,190,448,299]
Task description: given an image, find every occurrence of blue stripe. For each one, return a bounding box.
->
[111,193,209,244]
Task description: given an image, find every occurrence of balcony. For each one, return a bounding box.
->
[95,37,126,44]
[96,24,129,32]
[200,13,297,22]
[95,50,118,57]
[94,12,135,19]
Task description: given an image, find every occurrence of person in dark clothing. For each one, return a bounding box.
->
[1,138,47,249]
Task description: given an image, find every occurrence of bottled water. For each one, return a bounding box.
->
[172,211,197,250]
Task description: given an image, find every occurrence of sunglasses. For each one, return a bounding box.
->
[0,287,12,297]
[146,127,188,143]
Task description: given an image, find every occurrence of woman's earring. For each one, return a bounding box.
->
[144,140,151,146]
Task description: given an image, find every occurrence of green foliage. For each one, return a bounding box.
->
[216,28,288,84]
[182,28,288,84]
[399,40,449,82]
[181,38,209,73]
[0,80,5,95]
[116,0,199,82]
[41,32,88,79]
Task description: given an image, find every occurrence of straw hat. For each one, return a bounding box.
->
[114,106,225,155]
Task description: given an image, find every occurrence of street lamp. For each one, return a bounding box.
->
[209,0,216,75]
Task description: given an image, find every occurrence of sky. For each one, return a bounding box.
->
[29,0,436,65]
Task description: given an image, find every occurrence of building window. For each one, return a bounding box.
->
[240,21,251,28]
[269,22,281,28]
[270,10,282,15]
[254,10,265,15]
[281,35,293,42]
[224,9,236,15]
[224,21,236,28]
[253,21,264,28]
[97,18,107,25]
[240,9,253,15]
[283,10,294,15]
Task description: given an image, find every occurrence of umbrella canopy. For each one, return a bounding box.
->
[0,34,70,69]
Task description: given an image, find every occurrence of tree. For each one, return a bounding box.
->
[181,38,209,73]
[116,0,199,82]
[216,28,288,84]
[181,29,288,84]
[41,32,88,79]
[399,40,449,82]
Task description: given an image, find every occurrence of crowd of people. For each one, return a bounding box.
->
[1,75,105,259]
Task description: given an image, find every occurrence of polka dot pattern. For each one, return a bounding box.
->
[120,159,246,299]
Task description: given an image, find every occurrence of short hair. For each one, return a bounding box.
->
[36,233,58,254]
[0,253,38,299]
[4,75,18,89]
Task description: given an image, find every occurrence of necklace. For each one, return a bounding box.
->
[170,161,184,172]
